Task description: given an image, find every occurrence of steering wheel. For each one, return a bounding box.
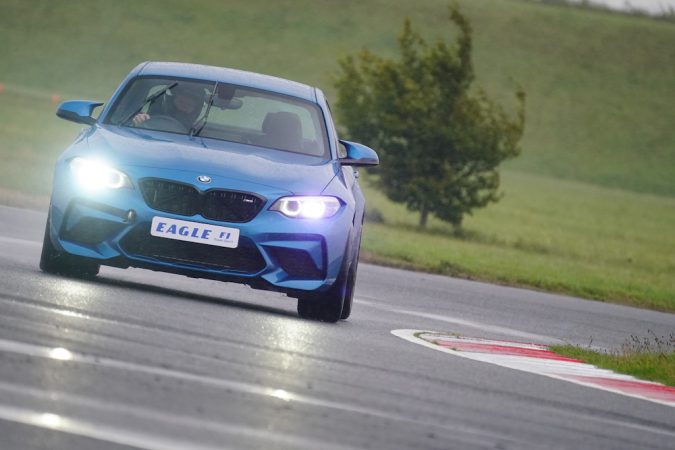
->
[139,115,188,133]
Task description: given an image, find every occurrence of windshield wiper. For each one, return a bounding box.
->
[189,82,218,138]
[119,81,178,126]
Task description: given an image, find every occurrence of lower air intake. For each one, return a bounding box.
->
[120,225,265,274]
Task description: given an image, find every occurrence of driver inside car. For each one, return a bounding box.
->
[132,83,206,130]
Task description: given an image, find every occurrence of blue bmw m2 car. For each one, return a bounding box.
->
[41,61,378,322]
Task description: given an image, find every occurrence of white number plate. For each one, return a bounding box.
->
[150,217,239,248]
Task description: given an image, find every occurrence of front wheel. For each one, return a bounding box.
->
[297,285,344,323]
[297,257,357,323]
[297,271,347,323]
[340,234,361,320]
[40,215,100,278]
[338,260,357,320]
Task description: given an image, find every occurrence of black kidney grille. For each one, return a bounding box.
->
[140,179,265,223]
[141,180,199,216]
[202,190,264,222]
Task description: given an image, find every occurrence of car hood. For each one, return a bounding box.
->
[83,126,337,194]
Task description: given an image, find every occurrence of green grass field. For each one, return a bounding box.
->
[553,346,675,387]
[2,0,673,195]
[361,172,675,311]
[0,0,674,310]
[552,332,675,386]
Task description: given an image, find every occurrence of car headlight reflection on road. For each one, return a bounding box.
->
[270,196,341,219]
[49,347,73,361]
[37,413,64,429]
[69,157,132,190]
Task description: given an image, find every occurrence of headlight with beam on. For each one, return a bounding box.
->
[270,196,341,219]
[69,157,132,190]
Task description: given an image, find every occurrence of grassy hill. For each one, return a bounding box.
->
[1,0,673,195]
[0,0,673,309]
[360,172,675,311]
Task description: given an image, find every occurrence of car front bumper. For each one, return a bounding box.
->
[48,163,354,296]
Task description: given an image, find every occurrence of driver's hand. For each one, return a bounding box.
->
[132,113,150,126]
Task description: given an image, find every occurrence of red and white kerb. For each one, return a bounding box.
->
[392,329,675,408]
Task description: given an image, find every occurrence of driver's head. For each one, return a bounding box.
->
[166,84,206,124]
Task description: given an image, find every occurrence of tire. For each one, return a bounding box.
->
[297,261,350,323]
[297,275,345,323]
[40,214,100,278]
[296,296,322,320]
[297,234,362,322]
[340,233,362,320]
[339,260,357,320]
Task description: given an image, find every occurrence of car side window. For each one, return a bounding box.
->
[325,101,347,159]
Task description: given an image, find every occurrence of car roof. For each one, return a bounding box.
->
[137,61,316,102]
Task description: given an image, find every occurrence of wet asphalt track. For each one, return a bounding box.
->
[0,204,673,449]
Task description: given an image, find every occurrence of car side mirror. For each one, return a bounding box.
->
[56,100,104,126]
[339,140,379,167]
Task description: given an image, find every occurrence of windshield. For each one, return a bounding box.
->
[105,76,330,158]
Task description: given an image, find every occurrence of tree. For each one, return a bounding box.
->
[334,5,525,228]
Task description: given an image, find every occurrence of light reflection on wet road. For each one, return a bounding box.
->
[0,205,674,449]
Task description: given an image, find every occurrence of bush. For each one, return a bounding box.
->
[334,4,525,228]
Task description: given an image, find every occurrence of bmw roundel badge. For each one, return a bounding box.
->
[197,175,212,184]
